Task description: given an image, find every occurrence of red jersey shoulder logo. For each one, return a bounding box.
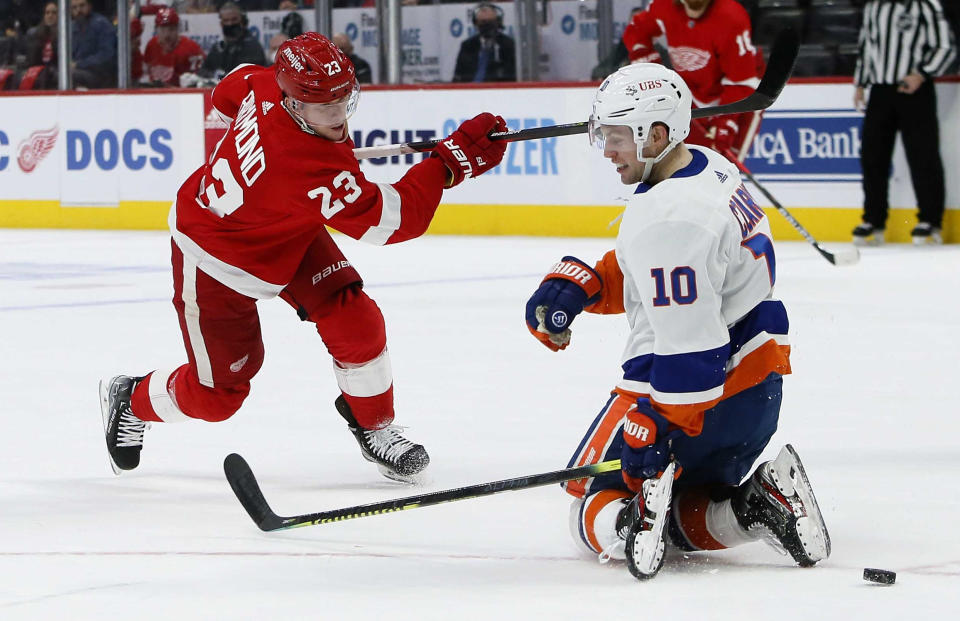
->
[17,125,58,173]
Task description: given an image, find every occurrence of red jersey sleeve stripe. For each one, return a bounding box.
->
[358,183,403,246]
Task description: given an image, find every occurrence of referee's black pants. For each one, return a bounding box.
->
[860,80,945,229]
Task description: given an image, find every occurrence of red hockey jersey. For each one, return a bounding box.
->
[622,0,762,107]
[143,36,205,86]
[170,65,449,299]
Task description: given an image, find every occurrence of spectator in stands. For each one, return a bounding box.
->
[143,7,206,86]
[852,0,956,246]
[267,32,287,65]
[15,1,57,89]
[277,1,299,10]
[70,0,117,89]
[281,10,303,38]
[452,2,516,82]
[333,32,372,84]
[200,1,266,79]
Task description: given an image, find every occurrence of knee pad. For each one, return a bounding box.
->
[307,284,387,364]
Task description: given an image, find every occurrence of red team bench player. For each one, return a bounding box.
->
[99,33,507,483]
[525,63,831,579]
[623,0,765,161]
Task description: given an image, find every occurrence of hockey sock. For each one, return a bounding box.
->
[570,489,633,557]
[333,348,394,430]
[671,488,754,550]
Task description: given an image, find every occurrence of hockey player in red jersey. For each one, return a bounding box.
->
[142,8,206,87]
[622,0,763,160]
[99,33,508,483]
[524,64,829,579]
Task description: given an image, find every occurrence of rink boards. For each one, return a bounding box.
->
[0,79,957,242]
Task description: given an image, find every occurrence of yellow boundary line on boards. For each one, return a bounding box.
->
[0,200,956,243]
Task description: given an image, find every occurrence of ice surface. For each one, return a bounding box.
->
[1,230,958,619]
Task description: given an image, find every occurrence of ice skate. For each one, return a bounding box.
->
[99,375,149,475]
[620,461,677,580]
[732,444,831,566]
[335,396,429,483]
[851,223,884,246]
[910,222,942,245]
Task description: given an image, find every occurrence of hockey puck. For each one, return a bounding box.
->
[863,568,896,584]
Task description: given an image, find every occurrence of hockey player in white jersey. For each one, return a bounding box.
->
[524,64,830,579]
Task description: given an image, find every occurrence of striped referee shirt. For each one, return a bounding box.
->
[854,0,956,87]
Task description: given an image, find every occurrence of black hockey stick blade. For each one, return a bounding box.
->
[733,153,860,266]
[352,29,799,161]
[223,452,621,532]
[224,453,285,531]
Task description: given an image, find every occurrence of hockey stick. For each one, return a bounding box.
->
[223,452,621,532]
[351,29,800,161]
[725,149,860,266]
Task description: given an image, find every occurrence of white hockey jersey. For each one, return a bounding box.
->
[586,146,791,435]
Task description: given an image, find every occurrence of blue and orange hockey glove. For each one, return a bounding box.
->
[524,256,602,351]
[621,398,683,493]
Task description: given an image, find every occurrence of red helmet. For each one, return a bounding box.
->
[155,7,179,27]
[130,17,143,38]
[275,32,358,104]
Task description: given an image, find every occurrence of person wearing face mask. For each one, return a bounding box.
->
[98,33,509,486]
[200,1,266,80]
[622,0,764,162]
[142,8,205,86]
[452,2,516,82]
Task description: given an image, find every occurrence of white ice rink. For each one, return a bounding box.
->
[1,229,958,619]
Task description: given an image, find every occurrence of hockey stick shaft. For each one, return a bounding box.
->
[224,452,622,532]
[352,29,800,161]
[726,149,859,266]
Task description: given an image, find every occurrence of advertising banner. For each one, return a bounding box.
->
[1,80,957,239]
[0,92,204,225]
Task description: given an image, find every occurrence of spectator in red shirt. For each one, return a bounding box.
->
[142,7,205,86]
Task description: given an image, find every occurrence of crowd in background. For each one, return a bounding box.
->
[0,0,957,91]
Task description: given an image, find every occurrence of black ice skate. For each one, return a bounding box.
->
[851,222,884,246]
[335,396,429,483]
[619,461,677,580]
[732,444,831,566]
[910,222,943,245]
[99,375,149,475]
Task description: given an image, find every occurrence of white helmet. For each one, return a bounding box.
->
[589,63,692,181]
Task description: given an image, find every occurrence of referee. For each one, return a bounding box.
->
[852,0,956,245]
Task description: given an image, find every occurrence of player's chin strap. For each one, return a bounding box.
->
[281,98,320,136]
[280,98,349,143]
[638,138,681,183]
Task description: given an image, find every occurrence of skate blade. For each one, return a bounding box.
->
[375,463,428,485]
[773,445,831,563]
[99,377,122,476]
[626,462,676,579]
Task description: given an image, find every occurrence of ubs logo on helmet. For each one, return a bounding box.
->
[638,79,663,91]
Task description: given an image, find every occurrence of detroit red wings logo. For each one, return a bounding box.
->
[669,47,712,72]
[17,126,59,173]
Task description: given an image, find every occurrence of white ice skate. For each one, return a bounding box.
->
[623,461,677,580]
